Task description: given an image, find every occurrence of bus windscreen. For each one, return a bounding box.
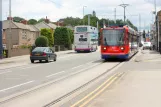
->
[76,27,87,32]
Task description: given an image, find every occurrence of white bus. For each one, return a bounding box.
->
[74,25,98,52]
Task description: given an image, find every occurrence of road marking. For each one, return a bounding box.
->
[0,80,34,92]
[46,71,66,78]
[20,65,40,70]
[71,65,83,70]
[46,63,100,78]
[86,61,94,65]
[70,63,100,75]
[80,77,118,107]
[0,70,12,75]
[71,72,123,107]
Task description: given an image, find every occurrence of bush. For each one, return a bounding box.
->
[54,27,73,49]
[41,28,54,47]
[35,36,49,47]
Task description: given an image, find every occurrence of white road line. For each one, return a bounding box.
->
[0,70,12,75]
[46,63,100,78]
[20,65,40,70]
[86,61,94,65]
[71,63,100,75]
[0,81,34,92]
[49,63,100,83]
[71,65,83,70]
[46,71,66,78]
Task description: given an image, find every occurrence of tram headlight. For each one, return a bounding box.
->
[120,47,124,50]
[103,47,107,50]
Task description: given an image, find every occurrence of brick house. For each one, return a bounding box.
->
[3,19,40,48]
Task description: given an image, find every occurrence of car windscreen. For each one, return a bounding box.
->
[32,47,46,52]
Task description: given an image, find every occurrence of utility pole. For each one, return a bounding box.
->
[7,0,12,57]
[139,14,141,32]
[0,0,2,59]
[114,8,116,23]
[83,6,87,25]
[103,20,106,28]
[97,21,98,29]
[88,14,90,25]
[119,4,129,22]
[154,0,158,50]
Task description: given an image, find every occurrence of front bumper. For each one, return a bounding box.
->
[101,53,129,59]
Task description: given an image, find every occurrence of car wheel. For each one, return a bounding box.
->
[46,57,49,63]
[39,60,42,63]
[54,57,56,61]
[31,60,34,63]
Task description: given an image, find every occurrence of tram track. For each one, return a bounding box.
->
[43,62,123,107]
[0,59,103,105]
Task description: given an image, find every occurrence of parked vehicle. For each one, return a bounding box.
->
[74,25,98,52]
[131,42,138,49]
[30,47,57,63]
[100,25,138,60]
[143,42,152,50]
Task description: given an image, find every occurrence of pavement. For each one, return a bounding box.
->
[85,49,161,107]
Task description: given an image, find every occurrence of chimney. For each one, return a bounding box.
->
[21,20,28,25]
[45,16,49,24]
[7,17,13,20]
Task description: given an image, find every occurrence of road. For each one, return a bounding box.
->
[3,49,159,107]
[0,50,102,98]
[0,48,123,107]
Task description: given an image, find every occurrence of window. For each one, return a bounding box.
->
[32,47,46,52]
[103,29,124,46]
[76,27,87,32]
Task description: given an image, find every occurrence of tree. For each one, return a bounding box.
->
[41,28,54,47]
[28,19,37,25]
[38,18,45,23]
[84,14,99,27]
[13,16,25,22]
[35,36,49,47]
[60,17,83,26]
[54,27,73,49]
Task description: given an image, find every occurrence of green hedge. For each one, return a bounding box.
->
[54,27,73,49]
[41,28,54,47]
[35,36,49,47]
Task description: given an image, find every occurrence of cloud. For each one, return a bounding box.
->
[2,0,161,30]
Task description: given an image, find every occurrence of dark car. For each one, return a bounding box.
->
[30,47,57,63]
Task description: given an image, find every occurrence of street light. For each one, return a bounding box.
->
[83,6,87,25]
[119,4,129,22]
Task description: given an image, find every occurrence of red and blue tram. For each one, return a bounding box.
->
[100,25,138,60]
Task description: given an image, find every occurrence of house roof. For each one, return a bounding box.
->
[35,21,50,30]
[13,22,30,30]
[47,23,57,29]
[35,21,57,30]
[27,25,39,31]
[3,20,18,29]
[3,20,30,30]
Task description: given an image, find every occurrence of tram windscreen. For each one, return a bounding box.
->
[102,29,124,46]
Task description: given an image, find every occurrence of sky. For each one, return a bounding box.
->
[2,0,161,31]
